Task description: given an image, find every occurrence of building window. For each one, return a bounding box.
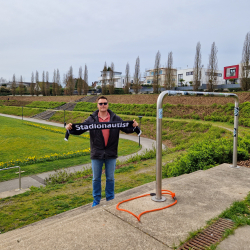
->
[186,71,193,76]
[147,80,150,84]
[178,74,183,80]
[151,72,154,76]
[159,70,162,74]
[226,67,236,77]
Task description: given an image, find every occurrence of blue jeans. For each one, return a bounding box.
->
[91,158,116,204]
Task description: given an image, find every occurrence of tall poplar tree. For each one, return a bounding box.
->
[240,32,250,90]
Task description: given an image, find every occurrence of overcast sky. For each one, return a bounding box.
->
[1,0,250,85]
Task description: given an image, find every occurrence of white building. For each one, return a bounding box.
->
[176,68,224,86]
[96,71,134,89]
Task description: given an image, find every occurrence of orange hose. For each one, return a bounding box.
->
[116,190,177,221]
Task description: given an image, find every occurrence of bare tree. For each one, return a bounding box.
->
[206,42,218,92]
[133,56,141,94]
[102,62,107,95]
[34,71,40,96]
[164,51,174,90]
[0,77,7,84]
[46,71,50,96]
[11,74,17,96]
[30,72,35,96]
[65,66,74,95]
[124,62,130,94]
[153,50,161,93]
[56,69,61,95]
[19,75,24,96]
[240,32,250,90]
[83,64,89,95]
[41,71,46,96]
[52,69,56,96]
[193,42,202,91]
[77,66,83,95]
[109,62,115,94]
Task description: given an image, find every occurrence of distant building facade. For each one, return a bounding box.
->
[96,71,134,89]
[177,68,224,87]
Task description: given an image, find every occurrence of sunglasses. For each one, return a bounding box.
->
[98,102,108,106]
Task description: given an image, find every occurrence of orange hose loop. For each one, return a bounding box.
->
[116,189,177,221]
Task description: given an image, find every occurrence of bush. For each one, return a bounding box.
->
[163,137,249,178]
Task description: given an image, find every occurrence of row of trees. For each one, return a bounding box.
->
[193,31,250,91]
[101,52,175,95]
[8,65,89,96]
[101,31,250,94]
[64,65,89,95]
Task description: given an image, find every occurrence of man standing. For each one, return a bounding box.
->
[66,96,138,207]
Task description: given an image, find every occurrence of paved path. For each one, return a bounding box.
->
[0,113,162,198]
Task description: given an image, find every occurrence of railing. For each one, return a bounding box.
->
[153,91,239,202]
[0,166,21,190]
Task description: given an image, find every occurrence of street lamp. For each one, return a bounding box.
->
[138,116,143,147]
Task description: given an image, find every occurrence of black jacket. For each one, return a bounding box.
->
[86,109,134,159]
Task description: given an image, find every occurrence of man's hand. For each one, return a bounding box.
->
[132,119,139,127]
[66,123,72,130]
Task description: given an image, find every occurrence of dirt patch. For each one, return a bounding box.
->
[1,93,250,105]
[163,140,174,148]
[107,93,250,105]
[238,159,250,168]
[0,95,85,102]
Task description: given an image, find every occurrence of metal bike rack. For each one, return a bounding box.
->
[152,91,239,202]
[0,166,21,190]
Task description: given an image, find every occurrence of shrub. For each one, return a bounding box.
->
[163,137,249,178]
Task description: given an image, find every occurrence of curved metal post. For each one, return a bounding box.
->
[152,90,239,202]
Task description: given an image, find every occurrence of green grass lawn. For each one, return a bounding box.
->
[1,116,90,162]
[0,116,140,181]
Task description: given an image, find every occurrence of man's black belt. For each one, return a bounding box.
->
[64,120,141,141]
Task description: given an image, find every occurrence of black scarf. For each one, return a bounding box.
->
[64,120,141,141]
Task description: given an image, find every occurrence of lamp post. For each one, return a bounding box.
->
[138,116,143,147]
[64,109,66,128]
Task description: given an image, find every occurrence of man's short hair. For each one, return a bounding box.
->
[97,96,108,102]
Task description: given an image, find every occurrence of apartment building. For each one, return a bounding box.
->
[177,68,224,86]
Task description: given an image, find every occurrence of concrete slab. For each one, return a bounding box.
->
[0,207,169,250]
[104,164,250,247]
[217,225,250,250]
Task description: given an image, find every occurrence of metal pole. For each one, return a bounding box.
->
[64,109,66,128]
[152,92,166,202]
[232,97,240,168]
[19,166,21,190]
[152,90,239,202]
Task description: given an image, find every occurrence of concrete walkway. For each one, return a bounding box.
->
[0,163,250,249]
[0,113,160,198]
